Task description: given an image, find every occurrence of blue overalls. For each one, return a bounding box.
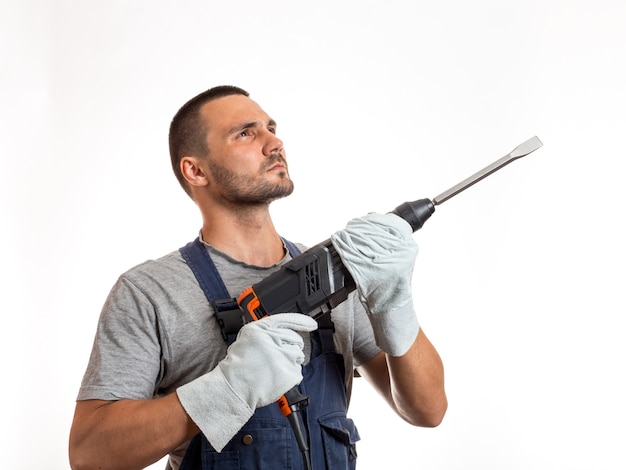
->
[179,238,360,470]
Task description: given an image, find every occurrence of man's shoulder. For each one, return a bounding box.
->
[119,249,190,284]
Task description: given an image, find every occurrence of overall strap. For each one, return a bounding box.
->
[180,238,240,344]
[281,237,301,258]
[179,238,230,302]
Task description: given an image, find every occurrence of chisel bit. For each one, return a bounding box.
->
[392,136,543,231]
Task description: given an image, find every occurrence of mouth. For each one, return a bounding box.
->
[266,154,287,172]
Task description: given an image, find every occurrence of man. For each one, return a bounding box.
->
[69,85,447,470]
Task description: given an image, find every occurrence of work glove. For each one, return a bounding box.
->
[331,212,419,357]
[177,313,318,452]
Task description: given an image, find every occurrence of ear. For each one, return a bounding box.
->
[180,156,209,189]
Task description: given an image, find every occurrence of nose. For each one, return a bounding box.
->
[262,129,284,156]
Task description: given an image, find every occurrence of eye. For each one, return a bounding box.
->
[238,129,252,138]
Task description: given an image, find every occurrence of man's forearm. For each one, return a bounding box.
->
[69,394,198,470]
[387,329,447,427]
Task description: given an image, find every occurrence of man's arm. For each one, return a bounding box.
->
[69,395,197,470]
[69,313,318,470]
[331,213,447,426]
[357,328,447,427]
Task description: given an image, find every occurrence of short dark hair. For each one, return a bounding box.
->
[168,85,250,198]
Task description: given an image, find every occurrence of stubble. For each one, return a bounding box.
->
[207,153,294,205]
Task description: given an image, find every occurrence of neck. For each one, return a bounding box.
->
[199,203,285,266]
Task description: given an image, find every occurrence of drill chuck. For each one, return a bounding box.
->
[392,198,435,232]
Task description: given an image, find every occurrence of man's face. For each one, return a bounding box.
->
[199,94,294,205]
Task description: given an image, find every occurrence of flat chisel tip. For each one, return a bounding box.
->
[509,136,543,159]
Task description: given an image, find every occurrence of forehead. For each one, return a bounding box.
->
[199,94,271,131]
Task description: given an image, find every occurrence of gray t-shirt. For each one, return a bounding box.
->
[77,238,381,468]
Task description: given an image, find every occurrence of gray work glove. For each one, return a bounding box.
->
[331,212,419,357]
[177,313,318,452]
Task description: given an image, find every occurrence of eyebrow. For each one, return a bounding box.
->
[227,119,277,136]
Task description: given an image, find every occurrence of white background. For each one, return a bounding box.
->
[2,1,625,469]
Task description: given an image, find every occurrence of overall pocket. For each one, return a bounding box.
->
[318,413,360,470]
[199,419,294,469]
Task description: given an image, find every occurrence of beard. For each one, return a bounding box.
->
[207,154,295,205]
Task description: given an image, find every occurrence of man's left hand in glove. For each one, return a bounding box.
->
[331,212,419,357]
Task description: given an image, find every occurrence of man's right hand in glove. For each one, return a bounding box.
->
[176,312,318,452]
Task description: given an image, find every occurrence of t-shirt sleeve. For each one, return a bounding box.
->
[77,275,164,401]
